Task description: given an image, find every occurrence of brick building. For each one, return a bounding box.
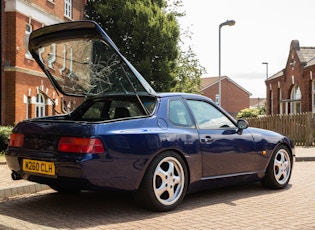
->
[0,0,86,125]
[200,76,252,117]
[265,40,315,115]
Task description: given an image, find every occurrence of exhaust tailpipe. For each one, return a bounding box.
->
[11,171,22,180]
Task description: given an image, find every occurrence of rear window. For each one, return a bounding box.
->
[73,97,156,121]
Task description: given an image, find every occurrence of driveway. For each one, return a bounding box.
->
[0,161,314,229]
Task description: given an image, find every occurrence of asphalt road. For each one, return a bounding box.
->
[0,161,314,229]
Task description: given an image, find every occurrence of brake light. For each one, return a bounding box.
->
[58,137,104,154]
[9,133,24,147]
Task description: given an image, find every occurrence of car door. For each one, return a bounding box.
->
[186,100,257,178]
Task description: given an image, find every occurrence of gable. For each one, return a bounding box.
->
[286,40,315,69]
[201,76,252,96]
[267,40,315,82]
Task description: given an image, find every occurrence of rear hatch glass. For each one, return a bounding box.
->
[29,21,156,98]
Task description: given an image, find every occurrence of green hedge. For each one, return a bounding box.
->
[0,126,13,152]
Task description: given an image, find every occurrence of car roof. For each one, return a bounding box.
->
[157,92,213,101]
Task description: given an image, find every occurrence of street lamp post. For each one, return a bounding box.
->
[218,20,235,106]
[262,62,268,79]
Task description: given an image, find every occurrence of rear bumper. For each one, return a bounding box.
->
[5,152,145,192]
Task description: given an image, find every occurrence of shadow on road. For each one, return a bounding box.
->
[0,182,292,229]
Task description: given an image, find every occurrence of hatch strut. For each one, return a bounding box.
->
[120,64,150,115]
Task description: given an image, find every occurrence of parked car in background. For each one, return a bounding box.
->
[5,21,294,212]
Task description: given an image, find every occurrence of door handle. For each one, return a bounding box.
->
[200,136,214,143]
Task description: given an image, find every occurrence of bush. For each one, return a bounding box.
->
[237,107,265,119]
[0,126,13,152]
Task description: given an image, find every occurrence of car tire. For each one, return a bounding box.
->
[261,145,293,189]
[134,151,188,212]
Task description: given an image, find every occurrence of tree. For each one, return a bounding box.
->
[85,0,204,93]
[171,46,205,93]
[85,0,179,92]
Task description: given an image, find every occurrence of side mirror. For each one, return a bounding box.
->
[237,119,249,130]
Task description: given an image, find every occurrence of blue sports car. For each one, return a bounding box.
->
[6,21,294,212]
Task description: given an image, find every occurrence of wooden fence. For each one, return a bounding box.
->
[246,112,315,146]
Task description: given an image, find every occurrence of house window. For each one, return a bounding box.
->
[313,80,315,114]
[215,94,219,105]
[36,94,46,117]
[290,85,301,114]
[25,23,32,59]
[64,0,72,19]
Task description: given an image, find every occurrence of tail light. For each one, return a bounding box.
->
[58,137,104,154]
[9,133,24,147]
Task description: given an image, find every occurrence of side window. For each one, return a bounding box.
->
[187,100,235,129]
[169,100,194,127]
[82,101,105,120]
[109,101,132,119]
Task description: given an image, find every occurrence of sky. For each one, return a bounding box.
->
[178,0,315,98]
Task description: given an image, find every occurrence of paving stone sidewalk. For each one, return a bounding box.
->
[0,146,314,200]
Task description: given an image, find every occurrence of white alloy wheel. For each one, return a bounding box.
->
[134,151,188,212]
[153,156,185,206]
[273,148,291,185]
[261,145,293,189]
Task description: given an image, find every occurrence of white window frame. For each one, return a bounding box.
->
[64,0,72,19]
[290,85,302,114]
[215,94,219,105]
[312,80,315,114]
[47,43,56,69]
[25,23,33,59]
[36,94,46,117]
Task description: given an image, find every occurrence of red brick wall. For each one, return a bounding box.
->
[221,79,250,117]
[27,0,86,21]
[4,12,17,66]
[2,71,16,125]
[302,69,314,111]
[202,82,218,105]
[1,0,86,125]
[265,42,314,115]
[202,78,250,117]
[72,0,87,20]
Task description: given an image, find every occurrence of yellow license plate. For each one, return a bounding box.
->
[22,159,55,176]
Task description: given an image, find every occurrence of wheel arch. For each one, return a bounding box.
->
[262,141,294,170]
[273,141,295,162]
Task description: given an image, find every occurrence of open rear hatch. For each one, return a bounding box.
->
[28,20,156,99]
